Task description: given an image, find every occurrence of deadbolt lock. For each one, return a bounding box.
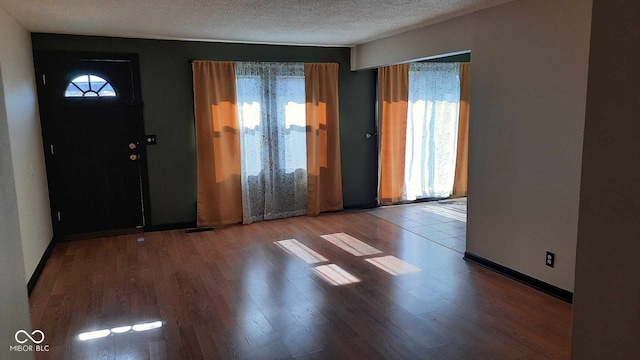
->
[129,142,137,150]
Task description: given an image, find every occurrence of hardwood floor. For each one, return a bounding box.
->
[29,211,572,359]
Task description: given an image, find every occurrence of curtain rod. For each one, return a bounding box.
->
[189,60,339,65]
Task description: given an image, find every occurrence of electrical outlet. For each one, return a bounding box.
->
[546,252,555,267]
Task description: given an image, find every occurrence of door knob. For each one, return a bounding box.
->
[129,154,138,161]
[129,142,137,150]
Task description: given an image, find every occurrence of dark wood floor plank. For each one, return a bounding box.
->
[30,211,571,359]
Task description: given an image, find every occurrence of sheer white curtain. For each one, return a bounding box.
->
[236,62,308,224]
[404,62,461,200]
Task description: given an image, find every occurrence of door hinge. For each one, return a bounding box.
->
[57,211,61,222]
[50,144,54,155]
[42,73,46,86]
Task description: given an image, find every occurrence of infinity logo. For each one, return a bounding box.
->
[15,330,45,344]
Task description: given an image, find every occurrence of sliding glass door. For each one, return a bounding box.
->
[404,62,461,200]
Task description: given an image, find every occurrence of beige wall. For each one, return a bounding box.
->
[352,0,592,291]
[351,14,473,70]
[0,7,52,281]
[571,0,640,357]
[0,8,35,359]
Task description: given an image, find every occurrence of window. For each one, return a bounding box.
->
[235,62,308,223]
[64,74,116,98]
[236,63,307,176]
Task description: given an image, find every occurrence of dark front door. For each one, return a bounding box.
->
[36,53,149,238]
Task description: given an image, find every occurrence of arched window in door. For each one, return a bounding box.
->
[64,74,117,98]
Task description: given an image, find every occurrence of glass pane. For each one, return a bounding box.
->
[98,83,116,97]
[84,91,98,97]
[70,75,90,92]
[88,75,107,91]
[64,83,84,97]
[236,77,262,130]
[71,75,89,83]
[276,76,306,173]
[236,75,263,175]
[73,81,90,92]
[284,101,305,128]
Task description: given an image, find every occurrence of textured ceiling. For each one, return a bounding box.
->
[0,0,514,46]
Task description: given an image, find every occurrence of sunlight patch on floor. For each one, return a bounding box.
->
[365,255,422,275]
[320,233,382,256]
[275,239,328,264]
[312,264,360,286]
[78,321,163,341]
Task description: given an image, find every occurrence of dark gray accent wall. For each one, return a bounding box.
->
[31,34,377,226]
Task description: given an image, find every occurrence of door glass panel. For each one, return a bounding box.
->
[65,74,117,98]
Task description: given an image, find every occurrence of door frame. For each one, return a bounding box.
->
[34,51,153,240]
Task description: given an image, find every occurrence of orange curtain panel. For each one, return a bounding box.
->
[192,61,243,227]
[378,64,409,205]
[453,62,470,197]
[305,63,343,216]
